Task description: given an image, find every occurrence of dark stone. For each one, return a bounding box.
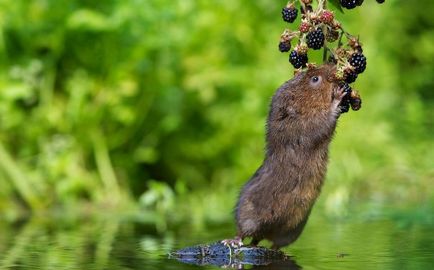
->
[168,241,297,268]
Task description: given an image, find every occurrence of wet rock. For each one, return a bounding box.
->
[168,241,297,268]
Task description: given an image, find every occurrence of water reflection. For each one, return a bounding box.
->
[0,214,432,269]
[169,241,301,268]
[171,253,301,269]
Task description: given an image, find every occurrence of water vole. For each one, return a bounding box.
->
[229,64,346,249]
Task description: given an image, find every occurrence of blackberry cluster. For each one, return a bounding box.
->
[306,28,324,50]
[349,52,367,74]
[274,1,385,113]
[282,6,298,23]
[338,83,361,113]
[277,0,379,74]
[289,50,308,69]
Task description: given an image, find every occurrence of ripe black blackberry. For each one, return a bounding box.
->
[350,96,362,111]
[339,83,352,113]
[282,6,298,23]
[340,0,357,9]
[341,82,352,95]
[344,69,358,83]
[279,41,291,52]
[289,50,308,69]
[349,52,367,74]
[340,102,350,113]
[306,28,324,50]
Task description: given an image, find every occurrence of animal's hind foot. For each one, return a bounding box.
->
[221,236,244,248]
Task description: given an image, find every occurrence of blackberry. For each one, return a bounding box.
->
[344,69,358,83]
[279,41,291,52]
[339,83,352,113]
[282,6,298,23]
[326,29,339,42]
[350,90,362,110]
[306,28,324,50]
[299,21,311,33]
[376,0,385,3]
[350,97,362,111]
[340,103,350,113]
[289,50,308,69]
[340,0,357,9]
[349,52,367,74]
[341,82,352,95]
[320,10,334,25]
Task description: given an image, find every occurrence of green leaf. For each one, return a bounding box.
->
[329,0,344,13]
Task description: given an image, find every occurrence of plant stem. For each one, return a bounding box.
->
[0,142,42,210]
[93,131,121,205]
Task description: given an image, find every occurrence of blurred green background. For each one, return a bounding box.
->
[0,0,432,230]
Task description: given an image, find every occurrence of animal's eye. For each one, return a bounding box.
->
[310,75,322,86]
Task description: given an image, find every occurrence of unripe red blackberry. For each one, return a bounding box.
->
[340,0,357,9]
[320,10,334,25]
[289,50,308,69]
[282,5,298,23]
[349,52,367,73]
[299,21,311,33]
[306,28,324,50]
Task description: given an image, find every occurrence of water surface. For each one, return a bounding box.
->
[0,213,432,269]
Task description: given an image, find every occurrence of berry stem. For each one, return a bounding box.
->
[323,45,328,62]
[319,0,328,64]
[318,0,327,10]
[337,30,344,48]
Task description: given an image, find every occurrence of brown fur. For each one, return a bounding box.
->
[235,64,344,249]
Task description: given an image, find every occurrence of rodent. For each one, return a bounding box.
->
[233,64,346,249]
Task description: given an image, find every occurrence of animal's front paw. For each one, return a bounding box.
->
[332,86,347,112]
[333,86,347,103]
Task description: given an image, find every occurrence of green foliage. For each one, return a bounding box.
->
[0,0,432,226]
